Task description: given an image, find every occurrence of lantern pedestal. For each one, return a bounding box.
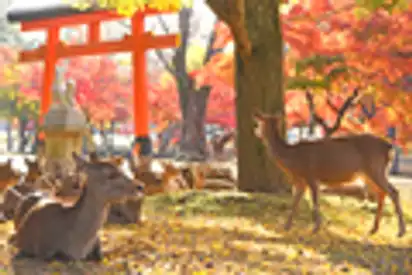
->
[43,103,86,173]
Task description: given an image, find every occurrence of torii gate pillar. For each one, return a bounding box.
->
[7,7,180,157]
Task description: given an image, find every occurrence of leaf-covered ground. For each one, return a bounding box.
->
[1,190,412,275]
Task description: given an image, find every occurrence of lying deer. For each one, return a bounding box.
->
[253,110,406,237]
[1,158,45,220]
[88,151,123,167]
[10,152,145,261]
[0,159,21,192]
[1,158,80,222]
[13,171,85,230]
[210,131,237,160]
[129,156,188,195]
[88,153,145,225]
[182,164,238,191]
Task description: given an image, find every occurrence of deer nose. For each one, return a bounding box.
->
[136,184,144,191]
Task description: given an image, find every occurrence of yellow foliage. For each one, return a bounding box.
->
[1,192,411,273]
[186,43,207,72]
[71,0,183,17]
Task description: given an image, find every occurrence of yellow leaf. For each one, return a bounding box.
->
[211,241,223,251]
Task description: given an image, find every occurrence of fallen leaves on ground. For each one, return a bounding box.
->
[1,190,411,274]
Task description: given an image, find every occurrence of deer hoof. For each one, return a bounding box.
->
[369,227,378,236]
[312,225,321,234]
[283,222,292,231]
[397,228,406,238]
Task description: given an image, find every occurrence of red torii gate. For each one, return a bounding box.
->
[7,3,180,156]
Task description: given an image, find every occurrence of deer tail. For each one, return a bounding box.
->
[384,140,396,173]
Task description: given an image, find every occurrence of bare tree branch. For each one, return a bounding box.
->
[206,0,251,60]
[157,16,171,34]
[154,50,175,75]
[305,88,360,137]
[203,19,218,65]
[173,8,193,91]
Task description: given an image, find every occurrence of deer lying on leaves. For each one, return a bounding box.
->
[253,110,406,237]
[2,159,83,225]
[0,159,21,192]
[129,156,188,195]
[9,152,145,261]
[13,171,85,230]
[182,164,238,191]
[210,131,237,160]
[1,158,44,220]
[88,152,145,225]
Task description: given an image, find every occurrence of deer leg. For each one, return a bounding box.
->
[85,239,103,262]
[387,183,406,237]
[368,176,406,237]
[369,192,385,235]
[284,186,305,231]
[307,179,321,233]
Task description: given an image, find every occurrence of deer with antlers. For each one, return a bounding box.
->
[253,110,406,237]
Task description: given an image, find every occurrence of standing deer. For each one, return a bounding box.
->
[10,152,145,261]
[253,110,406,237]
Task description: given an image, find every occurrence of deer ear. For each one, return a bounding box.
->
[72,152,88,170]
[111,156,124,167]
[163,163,178,174]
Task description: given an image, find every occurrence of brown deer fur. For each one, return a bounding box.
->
[88,153,145,225]
[1,158,44,220]
[13,173,85,230]
[10,152,145,261]
[129,157,188,196]
[253,110,406,237]
[2,159,83,224]
[187,164,237,191]
[0,159,20,192]
[211,131,236,157]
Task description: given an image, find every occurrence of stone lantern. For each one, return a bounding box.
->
[43,78,86,173]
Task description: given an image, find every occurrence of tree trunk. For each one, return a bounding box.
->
[235,0,290,193]
[99,121,108,153]
[18,117,29,153]
[7,119,13,152]
[178,86,211,160]
[158,121,181,157]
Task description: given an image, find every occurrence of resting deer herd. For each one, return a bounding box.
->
[0,110,408,261]
[0,151,237,260]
